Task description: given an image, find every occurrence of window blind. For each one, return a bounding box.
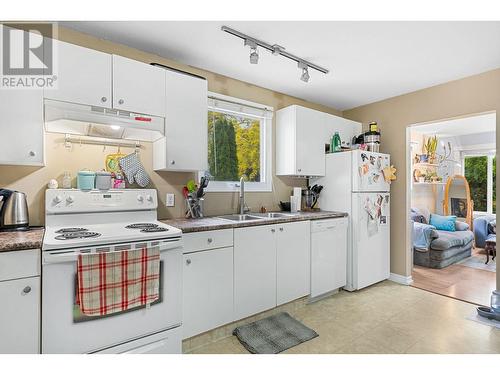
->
[208,95,273,120]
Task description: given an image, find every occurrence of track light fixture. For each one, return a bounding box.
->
[298,62,310,83]
[245,39,259,64]
[221,26,329,83]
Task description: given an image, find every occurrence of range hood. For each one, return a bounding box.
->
[44,99,165,142]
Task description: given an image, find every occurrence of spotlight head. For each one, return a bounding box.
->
[298,62,310,82]
[249,47,259,64]
[301,68,310,82]
[245,39,259,64]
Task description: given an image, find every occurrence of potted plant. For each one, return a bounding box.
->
[424,136,438,164]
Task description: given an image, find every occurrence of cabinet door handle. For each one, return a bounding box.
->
[170,160,176,165]
[186,259,191,265]
[279,227,284,232]
[271,228,275,233]
[207,238,213,243]
[297,168,302,173]
[22,286,31,294]
[29,151,36,157]
[118,99,124,105]
[101,96,107,103]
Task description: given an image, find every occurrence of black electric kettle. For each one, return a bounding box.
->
[0,189,29,231]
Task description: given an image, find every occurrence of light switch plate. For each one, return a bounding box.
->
[166,193,175,207]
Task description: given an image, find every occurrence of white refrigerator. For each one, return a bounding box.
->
[315,150,391,291]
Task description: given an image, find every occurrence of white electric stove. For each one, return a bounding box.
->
[42,189,183,354]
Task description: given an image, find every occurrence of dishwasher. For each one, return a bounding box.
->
[310,217,348,300]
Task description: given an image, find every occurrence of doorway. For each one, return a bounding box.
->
[406,112,496,306]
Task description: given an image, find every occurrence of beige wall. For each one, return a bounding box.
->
[343,68,500,289]
[0,26,342,226]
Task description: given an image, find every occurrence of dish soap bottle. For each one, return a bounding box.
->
[332,131,341,152]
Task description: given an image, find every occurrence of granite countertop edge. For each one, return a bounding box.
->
[162,211,348,233]
[0,227,45,253]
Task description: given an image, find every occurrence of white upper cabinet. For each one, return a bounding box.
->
[0,89,44,166]
[276,221,311,305]
[153,70,208,171]
[0,26,44,166]
[112,55,166,117]
[276,105,326,176]
[44,39,112,107]
[276,105,362,177]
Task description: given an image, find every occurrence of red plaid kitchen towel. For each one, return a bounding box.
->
[76,247,160,316]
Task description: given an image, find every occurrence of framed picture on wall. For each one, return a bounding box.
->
[450,197,468,218]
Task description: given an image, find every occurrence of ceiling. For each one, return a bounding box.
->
[62,21,500,111]
[413,112,496,137]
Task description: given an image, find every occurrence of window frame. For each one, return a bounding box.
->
[202,93,273,193]
[461,150,496,215]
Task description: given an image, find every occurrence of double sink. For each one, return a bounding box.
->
[217,212,297,222]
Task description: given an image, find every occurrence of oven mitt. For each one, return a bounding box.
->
[119,153,150,187]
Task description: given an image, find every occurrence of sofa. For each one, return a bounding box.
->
[411,207,474,269]
[473,215,496,263]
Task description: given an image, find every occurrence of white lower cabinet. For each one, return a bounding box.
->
[182,245,233,339]
[0,276,40,353]
[276,221,311,305]
[182,220,315,338]
[234,225,277,321]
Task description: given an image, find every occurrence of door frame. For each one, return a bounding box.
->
[405,110,497,275]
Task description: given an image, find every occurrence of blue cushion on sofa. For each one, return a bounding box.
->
[430,214,456,232]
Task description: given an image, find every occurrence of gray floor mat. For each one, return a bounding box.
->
[233,312,319,354]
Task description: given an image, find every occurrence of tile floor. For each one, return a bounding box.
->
[189,281,500,354]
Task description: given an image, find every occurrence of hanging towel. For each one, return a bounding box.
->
[76,247,160,316]
[119,152,150,187]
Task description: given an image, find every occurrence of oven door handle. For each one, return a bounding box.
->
[43,238,183,264]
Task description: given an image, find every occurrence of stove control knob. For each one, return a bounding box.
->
[66,195,75,204]
[137,195,144,202]
[53,195,63,204]
[146,195,153,202]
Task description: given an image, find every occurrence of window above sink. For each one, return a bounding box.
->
[202,93,273,193]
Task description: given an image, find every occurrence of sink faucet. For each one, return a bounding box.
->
[239,176,248,215]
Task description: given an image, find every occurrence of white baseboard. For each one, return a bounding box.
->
[389,273,413,285]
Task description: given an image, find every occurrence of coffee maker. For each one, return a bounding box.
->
[0,189,29,231]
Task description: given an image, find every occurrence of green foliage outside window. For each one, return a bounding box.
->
[464,155,496,213]
[208,111,261,182]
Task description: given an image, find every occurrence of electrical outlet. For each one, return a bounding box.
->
[166,193,175,207]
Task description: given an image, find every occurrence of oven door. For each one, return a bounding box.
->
[41,238,183,354]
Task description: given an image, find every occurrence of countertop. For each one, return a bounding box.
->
[0,227,44,253]
[161,210,348,233]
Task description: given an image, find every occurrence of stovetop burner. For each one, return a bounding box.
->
[55,227,89,233]
[125,223,159,229]
[140,227,169,233]
[55,232,101,240]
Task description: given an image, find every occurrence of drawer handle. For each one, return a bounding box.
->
[279,227,284,232]
[118,99,124,105]
[22,286,32,294]
[186,259,191,265]
[207,238,213,244]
